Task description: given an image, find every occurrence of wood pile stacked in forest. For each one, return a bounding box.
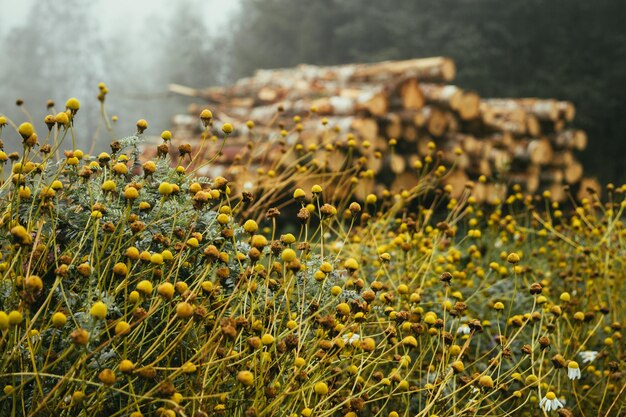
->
[165,57,598,202]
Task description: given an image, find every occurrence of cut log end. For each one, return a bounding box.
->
[564,161,583,184]
[399,78,425,110]
[577,177,601,201]
[442,170,470,199]
[427,108,447,137]
[458,91,481,120]
[525,115,541,137]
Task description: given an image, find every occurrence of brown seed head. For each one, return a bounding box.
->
[529,282,543,295]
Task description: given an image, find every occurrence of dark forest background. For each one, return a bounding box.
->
[1,0,626,183]
[230,0,626,184]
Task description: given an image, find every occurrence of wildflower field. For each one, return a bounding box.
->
[0,89,624,417]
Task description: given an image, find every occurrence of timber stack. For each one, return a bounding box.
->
[163,57,598,202]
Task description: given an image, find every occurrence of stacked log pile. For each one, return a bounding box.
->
[165,57,599,202]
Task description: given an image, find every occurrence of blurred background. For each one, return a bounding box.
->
[1,0,625,183]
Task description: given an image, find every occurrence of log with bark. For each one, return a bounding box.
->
[551,129,587,151]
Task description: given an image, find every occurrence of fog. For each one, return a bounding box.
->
[0,0,240,151]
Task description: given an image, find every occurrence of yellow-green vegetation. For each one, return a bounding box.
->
[0,89,624,417]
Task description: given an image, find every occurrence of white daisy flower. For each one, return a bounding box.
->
[567,361,581,380]
[539,392,564,412]
[30,330,41,344]
[457,324,471,335]
[342,332,360,345]
[579,350,598,364]
[332,241,344,250]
